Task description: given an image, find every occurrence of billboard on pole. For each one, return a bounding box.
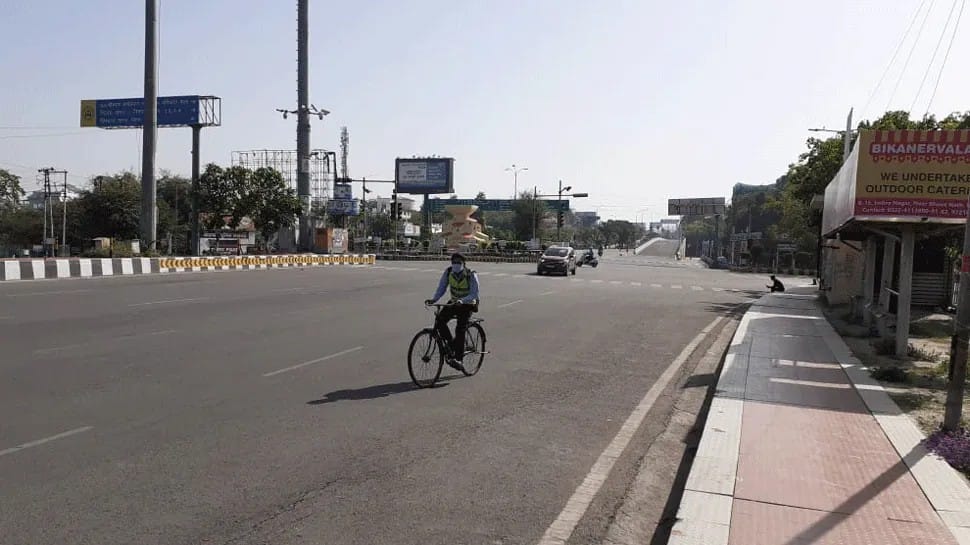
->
[855,130,970,218]
[395,158,454,194]
[823,130,970,236]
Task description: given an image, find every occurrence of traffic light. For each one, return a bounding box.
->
[557,210,564,229]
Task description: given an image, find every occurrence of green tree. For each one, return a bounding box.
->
[247,167,302,248]
[0,169,25,207]
[74,172,141,240]
[0,206,43,249]
[512,190,546,241]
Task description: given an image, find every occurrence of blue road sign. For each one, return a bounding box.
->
[427,198,569,213]
[80,96,201,128]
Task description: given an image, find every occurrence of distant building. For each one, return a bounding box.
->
[574,211,600,228]
[373,196,416,214]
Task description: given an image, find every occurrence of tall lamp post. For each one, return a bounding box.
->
[505,164,528,200]
[533,181,588,242]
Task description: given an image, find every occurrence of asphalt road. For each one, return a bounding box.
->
[0,255,773,545]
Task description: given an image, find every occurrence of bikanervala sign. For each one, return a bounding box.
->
[855,130,970,218]
[823,130,970,236]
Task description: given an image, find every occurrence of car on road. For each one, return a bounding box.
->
[537,246,577,276]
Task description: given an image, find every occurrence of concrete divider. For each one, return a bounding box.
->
[0,254,376,282]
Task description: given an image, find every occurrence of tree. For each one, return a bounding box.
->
[0,206,43,250]
[74,172,141,241]
[247,167,302,248]
[0,169,24,207]
[512,190,546,240]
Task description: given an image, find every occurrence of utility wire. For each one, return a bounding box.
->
[925,0,966,116]
[862,0,929,119]
[886,0,937,112]
[910,0,961,114]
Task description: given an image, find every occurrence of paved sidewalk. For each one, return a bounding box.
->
[669,291,970,545]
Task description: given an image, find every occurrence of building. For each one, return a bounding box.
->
[574,211,600,228]
[373,196,416,215]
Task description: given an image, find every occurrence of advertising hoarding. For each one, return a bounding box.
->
[327,199,360,216]
[854,130,970,218]
[395,158,454,194]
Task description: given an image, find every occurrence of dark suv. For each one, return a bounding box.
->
[537,246,577,276]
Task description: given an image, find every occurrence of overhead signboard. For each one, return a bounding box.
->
[730,231,762,241]
[395,158,455,194]
[80,95,206,128]
[327,199,360,216]
[777,243,798,252]
[427,198,569,213]
[668,197,726,216]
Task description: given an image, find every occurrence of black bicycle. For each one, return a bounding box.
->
[407,303,488,388]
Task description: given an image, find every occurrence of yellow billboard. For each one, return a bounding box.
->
[855,129,970,219]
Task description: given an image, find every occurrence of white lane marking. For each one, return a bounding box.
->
[477,271,492,275]
[712,287,725,292]
[0,426,93,458]
[570,278,585,282]
[6,288,93,297]
[128,297,208,307]
[671,285,683,289]
[263,346,363,377]
[271,287,306,292]
[497,299,523,309]
[590,279,604,284]
[630,282,642,286]
[495,273,509,277]
[539,290,557,296]
[538,317,724,545]
[610,280,623,285]
[650,283,662,288]
[691,286,704,291]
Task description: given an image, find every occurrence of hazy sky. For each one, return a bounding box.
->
[2,0,968,222]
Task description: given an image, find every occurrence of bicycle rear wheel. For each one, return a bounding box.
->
[461,323,486,376]
[408,329,443,388]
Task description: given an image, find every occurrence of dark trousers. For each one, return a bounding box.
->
[434,303,474,357]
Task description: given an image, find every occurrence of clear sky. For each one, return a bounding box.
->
[2,0,968,222]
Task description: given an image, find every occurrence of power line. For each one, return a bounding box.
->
[886,0,937,112]
[861,0,928,119]
[0,126,78,131]
[0,131,88,140]
[910,0,961,114]
[925,0,966,116]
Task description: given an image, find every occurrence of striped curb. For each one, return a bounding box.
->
[0,254,376,281]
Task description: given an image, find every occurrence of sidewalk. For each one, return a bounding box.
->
[669,290,970,545]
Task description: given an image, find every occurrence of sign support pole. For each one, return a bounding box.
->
[141,0,159,252]
[190,124,202,256]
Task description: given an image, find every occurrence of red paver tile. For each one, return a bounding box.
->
[736,401,940,525]
[729,499,957,545]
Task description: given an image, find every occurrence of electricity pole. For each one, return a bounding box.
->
[296,0,310,251]
[141,0,158,251]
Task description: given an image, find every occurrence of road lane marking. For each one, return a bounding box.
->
[497,299,523,309]
[271,287,307,292]
[477,271,491,275]
[610,280,622,285]
[691,286,704,291]
[129,297,208,307]
[590,280,604,284]
[495,273,508,277]
[0,426,93,458]
[712,287,725,292]
[671,285,683,289]
[650,283,662,288]
[630,282,642,286]
[538,316,724,545]
[263,346,364,377]
[539,290,557,296]
[570,278,585,282]
[6,289,93,297]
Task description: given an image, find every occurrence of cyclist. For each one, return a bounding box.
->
[425,252,480,370]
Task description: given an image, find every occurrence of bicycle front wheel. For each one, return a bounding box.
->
[408,329,443,388]
[461,323,486,376]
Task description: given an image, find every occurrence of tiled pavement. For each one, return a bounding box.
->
[670,291,970,545]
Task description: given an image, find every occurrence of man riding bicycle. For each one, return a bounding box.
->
[425,252,480,371]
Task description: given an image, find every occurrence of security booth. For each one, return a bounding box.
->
[821,129,970,356]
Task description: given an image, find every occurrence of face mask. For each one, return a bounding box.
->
[451,263,464,274]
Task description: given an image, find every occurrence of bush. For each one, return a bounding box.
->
[870,366,909,383]
[924,429,970,473]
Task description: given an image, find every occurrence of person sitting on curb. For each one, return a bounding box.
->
[767,275,785,293]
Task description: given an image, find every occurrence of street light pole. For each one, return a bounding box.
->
[506,164,528,199]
